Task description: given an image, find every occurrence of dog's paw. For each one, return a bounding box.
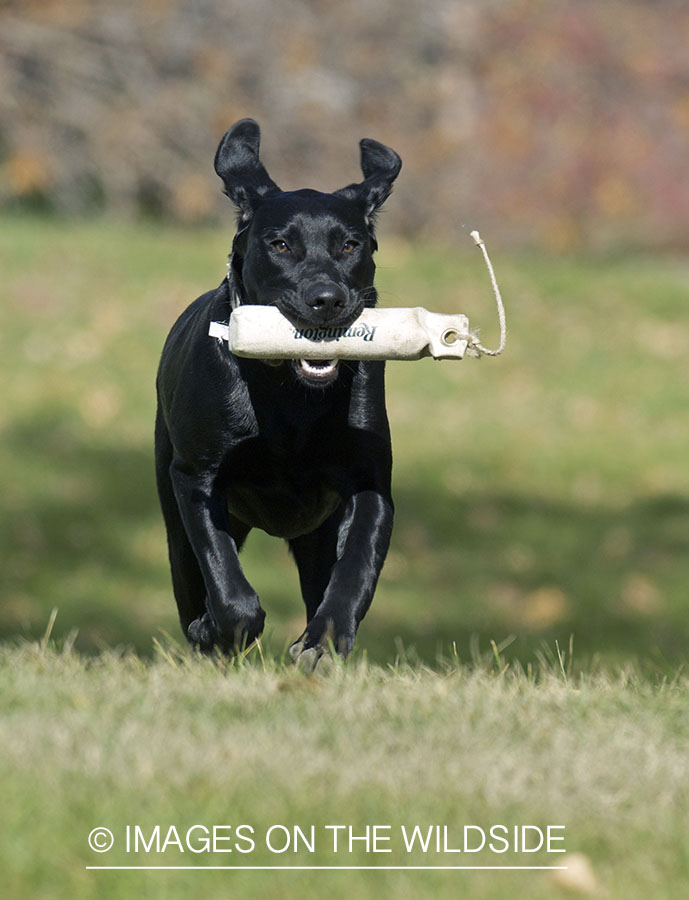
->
[288,615,354,672]
[187,612,220,653]
[288,641,337,675]
[288,642,322,673]
[187,604,265,654]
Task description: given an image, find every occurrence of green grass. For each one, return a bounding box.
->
[1,216,689,897]
[2,640,688,899]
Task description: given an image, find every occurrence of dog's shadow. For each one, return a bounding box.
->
[380,484,689,671]
[1,413,166,653]
[3,411,688,670]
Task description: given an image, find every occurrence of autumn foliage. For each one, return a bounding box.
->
[1,0,688,249]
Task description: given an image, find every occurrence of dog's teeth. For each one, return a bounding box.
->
[301,359,336,372]
[298,359,339,381]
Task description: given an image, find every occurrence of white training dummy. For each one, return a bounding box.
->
[215,306,471,361]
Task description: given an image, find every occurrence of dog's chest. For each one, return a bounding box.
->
[225,451,341,539]
[224,410,344,539]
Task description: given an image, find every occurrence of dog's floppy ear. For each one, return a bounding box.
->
[214,119,280,220]
[335,138,402,221]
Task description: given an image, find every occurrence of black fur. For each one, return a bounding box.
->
[155,119,401,668]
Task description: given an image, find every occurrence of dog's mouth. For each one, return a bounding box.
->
[292,358,340,385]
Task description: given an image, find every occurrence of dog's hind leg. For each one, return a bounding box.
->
[288,510,342,623]
[155,409,207,632]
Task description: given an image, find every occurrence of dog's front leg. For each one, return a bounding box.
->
[290,489,393,669]
[170,465,265,652]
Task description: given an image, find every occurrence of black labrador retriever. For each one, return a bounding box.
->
[155,119,401,668]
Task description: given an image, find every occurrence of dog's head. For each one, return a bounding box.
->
[214,119,401,385]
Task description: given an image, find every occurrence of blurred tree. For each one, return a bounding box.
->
[1,0,688,248]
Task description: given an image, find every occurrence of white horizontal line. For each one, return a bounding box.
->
[86,865,568,871]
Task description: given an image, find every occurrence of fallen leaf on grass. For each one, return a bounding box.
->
[551,852,599,894]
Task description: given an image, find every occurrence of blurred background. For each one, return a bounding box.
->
[1,0,688,668]
[3,0,689,249]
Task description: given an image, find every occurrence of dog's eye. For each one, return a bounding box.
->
[270,240,290,253]
[342,240,359,254]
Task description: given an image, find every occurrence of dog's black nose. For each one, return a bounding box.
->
[304,283,347,320]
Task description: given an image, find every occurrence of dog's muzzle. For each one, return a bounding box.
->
[279,287,358,386]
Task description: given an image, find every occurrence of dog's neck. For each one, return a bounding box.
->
[225,252,244,311]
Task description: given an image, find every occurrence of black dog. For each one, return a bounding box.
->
[155,119,401,668]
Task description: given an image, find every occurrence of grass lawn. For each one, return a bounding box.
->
[1,216,688,897]
[2,642,688,899]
